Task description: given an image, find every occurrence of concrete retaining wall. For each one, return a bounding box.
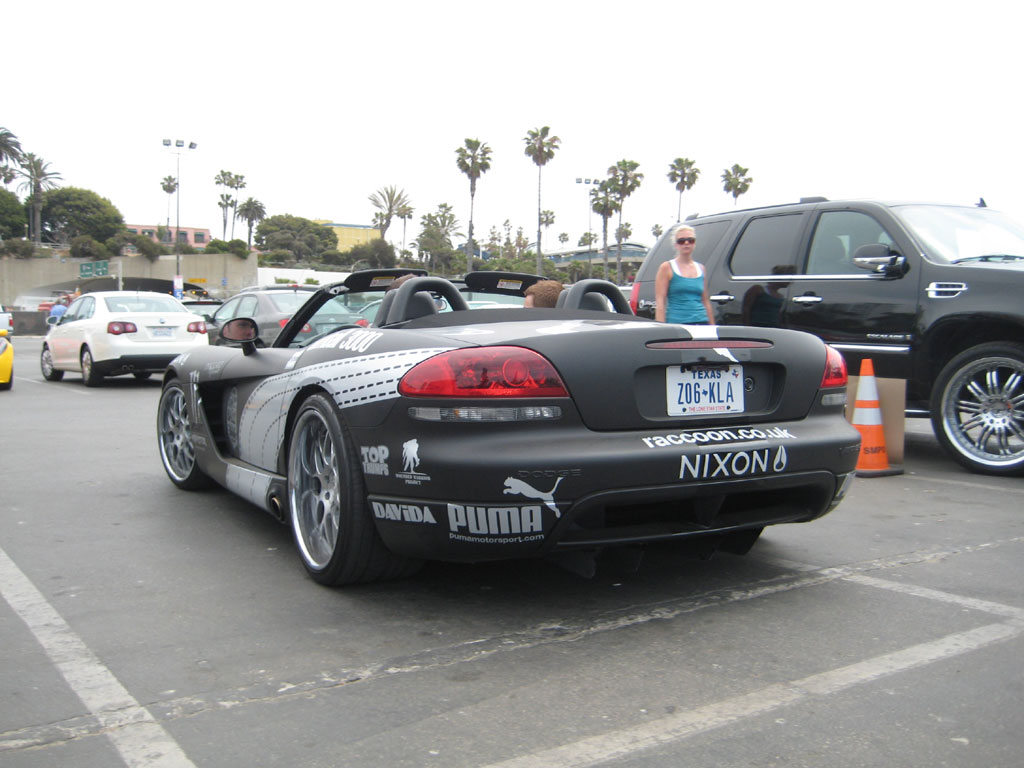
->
[1,251,259,308]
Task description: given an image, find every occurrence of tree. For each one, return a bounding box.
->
[0,188,26,241]
[0,127,23,168]
[255,214,337,262]
[16,153,61,244]
[235,197,266,250]
[607,159,644,283]
[722,164,753,205]
[590,181,620,281]
[368,186,411,242]
[455,138,492,274]
[228,173,246,239]
[397,202,414,256]
[578,231,598,248]
[214,170,243,238]
[40,187,124,244]
[541,209,555,251]
[70,235,109,260]
[558,232,569,247]
[652,223,664,240]
[346,239,397,270]
[217,193,233,240]
[667,157,700,222]
[523,126,561,272]
[161,175,177,232]
[415,203,461,273]
[1,167,15,190]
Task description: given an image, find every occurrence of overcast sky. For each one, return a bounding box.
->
[6,0,1018,253]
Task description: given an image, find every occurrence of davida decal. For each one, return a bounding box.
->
[371,501,437,524]
[396,438,431,485]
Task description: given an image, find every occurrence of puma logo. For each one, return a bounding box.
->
[503,477,562,517]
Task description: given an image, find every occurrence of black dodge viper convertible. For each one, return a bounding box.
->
[157,269,861,585]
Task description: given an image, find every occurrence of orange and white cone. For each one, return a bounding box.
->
[852,359,903,477]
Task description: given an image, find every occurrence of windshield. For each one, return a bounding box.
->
[103,295,189,313]
[892,205,1024,264]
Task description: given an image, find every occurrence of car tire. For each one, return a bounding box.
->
[157,378,214,490]
[287,393,421,585]
[0,376,10,391]
[930,341,1024,476]
[80,347,103,387]
[40,345,64,381]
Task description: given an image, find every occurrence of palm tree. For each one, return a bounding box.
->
[607,160,644,283]
[455,138,492,274]
[397,202,414,256]
[722,164,753,205]
[590,181,620,281]
[235,197,267,250]
[228,174,246,240]
[541,210,555,250]
[368,186,411,242]
[217,193,234,240]
[1,166,16,190]
[652,224,664,240]
[667,157,700,222]
[16,153,62,244]
[523,126,561,273]
[0,127,23,171]
[161,175,178,233]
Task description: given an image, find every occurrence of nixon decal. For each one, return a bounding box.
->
[361,445,390,476]
[644,426,796,449]
[371,501,437,524]
[679,446,789,480]
[447,504,543,535]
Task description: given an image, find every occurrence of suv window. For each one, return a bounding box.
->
[729,214,803,276]
[635,220,732,281]
[807,211,896,275]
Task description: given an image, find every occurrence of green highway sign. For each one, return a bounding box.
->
[79,260,109,279]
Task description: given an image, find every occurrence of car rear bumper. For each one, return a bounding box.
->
[358,413,861,562]
[92,353,182,376]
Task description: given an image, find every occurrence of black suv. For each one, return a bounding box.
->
[631,198,1024,476]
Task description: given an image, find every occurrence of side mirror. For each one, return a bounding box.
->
[47,316,58,325]
[852,243,908,277]
[220,317,261,355]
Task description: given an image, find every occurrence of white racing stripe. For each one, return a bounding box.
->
[0,546,195,767]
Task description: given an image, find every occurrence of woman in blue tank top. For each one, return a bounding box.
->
[654,225,714,324]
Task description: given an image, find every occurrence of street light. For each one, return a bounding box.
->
[576,176,599,277]
[162,138,197,298]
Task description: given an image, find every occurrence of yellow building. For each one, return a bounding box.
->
[314,221,381,252]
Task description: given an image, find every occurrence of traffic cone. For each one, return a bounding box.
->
[851,359,903,477]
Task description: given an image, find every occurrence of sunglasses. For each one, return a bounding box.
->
[676,237,696,245]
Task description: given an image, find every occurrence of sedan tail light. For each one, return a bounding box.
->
[107,321,138,335]
[187,321,207,334]
[400,347,568,398]
[280,318,312,333]
[821,345,848,388]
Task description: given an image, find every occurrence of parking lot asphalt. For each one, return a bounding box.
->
[1,338,1022,767]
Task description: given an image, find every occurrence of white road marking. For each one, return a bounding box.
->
[482,621,1023,768]
[0,546,196,767]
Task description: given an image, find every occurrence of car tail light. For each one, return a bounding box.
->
[821,345,847,388]
[629,282,640,314]
[400,347,568,398]
[280,318,312,333]
[107,321,138,335]
[188,321,207,334]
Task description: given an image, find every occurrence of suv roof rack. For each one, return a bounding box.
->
[799,196,829,203]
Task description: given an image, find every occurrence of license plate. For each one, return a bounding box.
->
[151,327,173,338]
[666,365,744,415]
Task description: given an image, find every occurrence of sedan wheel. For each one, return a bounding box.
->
[288,393,420,585]
[157,379,212,489]
[931,342,1024,476]
[40,345,64,381]
[80,347,102,387]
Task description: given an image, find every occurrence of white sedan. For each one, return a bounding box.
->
[41,291,209,386]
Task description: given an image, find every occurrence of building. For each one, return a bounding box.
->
[126,224,213,250]
[314,221,380,252]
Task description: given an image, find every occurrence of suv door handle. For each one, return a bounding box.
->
[792,295,824,304]
[709,293,735,303]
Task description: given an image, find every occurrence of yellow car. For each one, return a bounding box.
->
[0,328,12,390]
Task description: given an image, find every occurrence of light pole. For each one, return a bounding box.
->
[576,176,599,277]
[162,139,197,298]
